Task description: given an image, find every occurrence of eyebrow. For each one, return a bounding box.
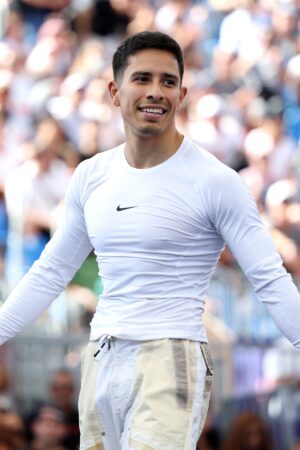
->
[130,71,179,82]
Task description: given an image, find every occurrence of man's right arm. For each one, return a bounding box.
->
[0,163,93,345]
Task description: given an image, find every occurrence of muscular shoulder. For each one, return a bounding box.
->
[71,144,124,205]
[77,145,122,177]
[183,137,240,191]
[182,137,251,225]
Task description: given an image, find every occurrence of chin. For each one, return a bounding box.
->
[137,126,162,137]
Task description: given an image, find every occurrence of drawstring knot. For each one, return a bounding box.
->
[94,335,112,358]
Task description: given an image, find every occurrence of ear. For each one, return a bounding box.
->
[176,86,187,112]
[108,80,120,107]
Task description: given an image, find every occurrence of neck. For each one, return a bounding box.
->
[124,128,184,169]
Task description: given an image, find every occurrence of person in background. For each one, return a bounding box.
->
[47,369,79,450]
[0,409,28,450]
[26,369,79,450]
[4,129,71,272]
[220,411,274,450]
[26,405,68,450]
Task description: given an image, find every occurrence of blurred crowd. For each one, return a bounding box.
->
[0,0,299,292]
[0,362,80,450]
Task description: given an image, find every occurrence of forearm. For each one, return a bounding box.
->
[211,168,300,349]
[0,252,69,344]
[258,273,300,349]
[230,223,300,349]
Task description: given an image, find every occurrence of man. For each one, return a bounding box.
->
[0,31,300,450]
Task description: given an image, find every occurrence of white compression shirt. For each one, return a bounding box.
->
[1,136,300,347]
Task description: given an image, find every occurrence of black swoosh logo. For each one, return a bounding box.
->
[116,205,138,211]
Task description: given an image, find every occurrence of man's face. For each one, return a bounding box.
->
[109,49,187,138]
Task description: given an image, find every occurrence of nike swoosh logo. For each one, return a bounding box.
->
[116,205,138,211]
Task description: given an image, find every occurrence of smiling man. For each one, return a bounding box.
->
[1,31,300,450]
[109,35,187,168]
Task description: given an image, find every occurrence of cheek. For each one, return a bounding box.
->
[119,102,134,122]
[119,94,137,115]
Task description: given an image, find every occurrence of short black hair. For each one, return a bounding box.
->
[112,31,184,83]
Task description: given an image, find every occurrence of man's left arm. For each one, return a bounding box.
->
[209,168,300,349]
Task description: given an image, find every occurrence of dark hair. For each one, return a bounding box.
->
[112,31,184,83]
[220,412,274,450]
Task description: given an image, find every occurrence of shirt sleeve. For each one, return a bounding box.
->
[209,167,300,349]
[0,162,93,345]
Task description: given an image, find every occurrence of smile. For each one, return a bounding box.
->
[138,107,166,115]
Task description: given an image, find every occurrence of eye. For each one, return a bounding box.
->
[164,78,176,87]
[133,75,149,83]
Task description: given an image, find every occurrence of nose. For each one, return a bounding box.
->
[146,80,164,101]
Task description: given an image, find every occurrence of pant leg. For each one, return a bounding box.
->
[78,341,106,450]
[79,339,214,450]
[79,339,136,450]
[121,339,213,450]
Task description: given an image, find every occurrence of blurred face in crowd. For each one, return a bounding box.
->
[0,412,27,449]
[31,407,67,447]
[34,148,56,172]
[243,422,265,450]
[222,413,273,450]
[49,371,75,410]
[109,49,187,140]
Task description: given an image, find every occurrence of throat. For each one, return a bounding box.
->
[124,133,184,169]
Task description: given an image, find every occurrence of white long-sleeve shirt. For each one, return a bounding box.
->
[1,137,300,347]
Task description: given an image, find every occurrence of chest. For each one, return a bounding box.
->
[84,171,210,254]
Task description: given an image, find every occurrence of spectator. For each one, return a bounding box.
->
[26,369,79,450]
[265,178,300,276]
[3,10,28,54]
[90,0,130,37]
[4,130,71,272]
[12,0,71,43]
[220,411,274,450]
[47,369,79,450]
[0,410,28,450]
[186,92,245,167]
[25,14,75,79]
[27,406,68,450]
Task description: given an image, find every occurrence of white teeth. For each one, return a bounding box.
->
[140,108,164,114]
